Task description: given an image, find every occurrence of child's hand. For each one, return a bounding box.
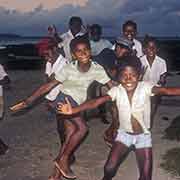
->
[57,97,73,115]
[10,101,28,112]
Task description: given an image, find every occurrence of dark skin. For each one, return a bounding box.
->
[58,66,180,180]
[10,42,114,180]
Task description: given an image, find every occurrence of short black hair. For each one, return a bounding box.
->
[122,20,137,32]
[70,36,91,53]
[117,55,142,77]
[69,16,82,26]
[142,35,157,48]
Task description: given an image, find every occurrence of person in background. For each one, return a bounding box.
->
[58,16,86,61]
[122,20,143,58]
[10,36,114,180]
[140,35,167,126]
[90,37,134,127]
[44,41,68,121]
[0,64,10,155]
[89,24,112,56]
[57,56,180,180]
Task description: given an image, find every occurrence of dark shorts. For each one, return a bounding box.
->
[51,92,79,113]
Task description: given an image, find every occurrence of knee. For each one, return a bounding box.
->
[78,123,88,137]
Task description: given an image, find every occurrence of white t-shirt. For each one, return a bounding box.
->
[0,64,8,96]
[140,55,167,85]
[90,39,112,56]
[108,81,154,133]
[55,60,110,104]
[45,55,68,101]
[133,39,143,58]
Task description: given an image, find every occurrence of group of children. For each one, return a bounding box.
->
[9,17,175,180]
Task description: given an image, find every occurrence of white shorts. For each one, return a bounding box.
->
[115,130,152,149]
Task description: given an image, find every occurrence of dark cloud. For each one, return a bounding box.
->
[0,0,179,36]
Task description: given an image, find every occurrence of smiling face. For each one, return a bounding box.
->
[72,43,91,64]
[118,66,139,93]
[123,25,136,41]
[144,41,157,60]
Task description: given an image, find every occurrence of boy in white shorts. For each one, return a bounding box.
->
[58,56,180,180]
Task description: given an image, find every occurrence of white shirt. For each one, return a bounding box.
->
[0,64,8,96]
[45,55,68,101]
[108,82,154,133]
[58,30,84,61]
[140,55,167,85]
[133,39,143,58]
[90,39,112,56]
[55,60,110,104]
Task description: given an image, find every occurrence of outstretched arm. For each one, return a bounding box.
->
[10,79,60,112]
[152,86,180,96]
[57,95,111,115]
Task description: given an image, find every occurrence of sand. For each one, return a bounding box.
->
[0,69,180,180]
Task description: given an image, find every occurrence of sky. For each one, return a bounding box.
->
[0,0,180,37]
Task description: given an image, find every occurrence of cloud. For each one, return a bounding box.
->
[0,0,180,36]
[0,0,88,12]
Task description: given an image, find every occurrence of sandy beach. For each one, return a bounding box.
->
[0,69,180,180]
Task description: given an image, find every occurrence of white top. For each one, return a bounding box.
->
[45,55,68,101]
[140,55,167,85]
[133,39,143,58]
[45,54,68,77]
[90,39,112,56]
[55,60,110,104]
[58,30,84,61]
[108,82,154,133]
[0,64,8,96]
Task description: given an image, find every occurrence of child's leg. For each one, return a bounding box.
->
[102,141,129,180]
[55,116,88,179]
[135,147,153,180]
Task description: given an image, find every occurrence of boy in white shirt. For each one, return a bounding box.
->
[58,56,180,180]
[122,20,143,58]
[44,42,68,123]
[0,64,10,155]
[140,36,167,124]
[89,24,112,56]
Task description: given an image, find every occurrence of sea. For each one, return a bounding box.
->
[0,36,180,70]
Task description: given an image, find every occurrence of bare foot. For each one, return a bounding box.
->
[54,159,76,179]
[48,167,62,180]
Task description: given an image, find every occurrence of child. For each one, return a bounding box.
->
[0,64,10,155]
[44,41,68,121]
[140,36,167,125]
[10,36,114,180]
[122,20,143,58]
[57,56,180,180]
[89,24,112,56]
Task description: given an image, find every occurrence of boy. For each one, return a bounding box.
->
[122,20,143,58]
[0,64,10,155]
[140,36,167,124]
[89,24,112,56]
[10,36,114,179]
[57,56,180,180]
[58,16,86,61]
[44,41,68,121]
